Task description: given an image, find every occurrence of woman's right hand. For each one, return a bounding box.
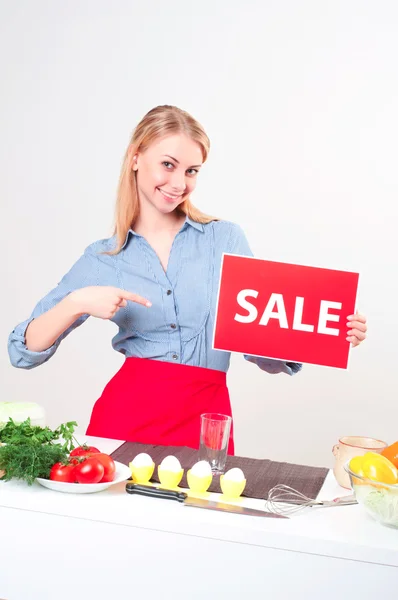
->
[69,286,152,320]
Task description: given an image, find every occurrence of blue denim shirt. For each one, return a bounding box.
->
[8,217,302,376]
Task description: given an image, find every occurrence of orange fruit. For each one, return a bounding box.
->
[381,441,398,468]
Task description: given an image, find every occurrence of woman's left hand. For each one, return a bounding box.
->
[346,313,367,347]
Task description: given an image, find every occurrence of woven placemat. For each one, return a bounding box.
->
[111,442,329,500]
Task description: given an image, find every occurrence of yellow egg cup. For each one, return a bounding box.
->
[158,467,184,488]
[187,470,213,494]
[220,476,246,498]
[129,462,155,484]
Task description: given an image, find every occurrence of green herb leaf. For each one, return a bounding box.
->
[0,418,78,452]
[0,418,79,483]
[0,444,68,485]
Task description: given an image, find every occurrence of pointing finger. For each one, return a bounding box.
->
[118,289,152,307]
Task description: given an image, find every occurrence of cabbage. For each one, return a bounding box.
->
[0,402,46,430]
[363,488,398,527]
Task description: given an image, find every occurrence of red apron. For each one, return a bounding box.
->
[86,358,234,454]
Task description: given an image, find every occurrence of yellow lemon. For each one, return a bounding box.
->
[362,452,398,484]
[349,456,365,477]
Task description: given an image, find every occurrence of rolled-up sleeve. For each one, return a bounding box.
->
[227,223,303,376]
[8,245,98,369]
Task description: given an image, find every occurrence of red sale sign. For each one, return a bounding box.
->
[213,255,359,369]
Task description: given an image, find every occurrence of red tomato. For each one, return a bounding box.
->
[94,453,116,483]
[70,445,101,457]
[74,457,104,484]
[50,462,76,483]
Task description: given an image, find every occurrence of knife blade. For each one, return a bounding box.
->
[125,482,288,519]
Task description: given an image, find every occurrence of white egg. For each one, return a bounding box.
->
[223,467,245,482]
[160,455,182,472]
[131,453,153,467]
[190,460,212,477]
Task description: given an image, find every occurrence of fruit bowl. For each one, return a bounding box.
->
[344,461,398,528]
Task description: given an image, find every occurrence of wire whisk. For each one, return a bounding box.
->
[266,484,357,516]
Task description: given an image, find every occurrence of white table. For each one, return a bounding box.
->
[1,435,397,600]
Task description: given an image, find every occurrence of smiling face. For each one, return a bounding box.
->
[133,134,203,215]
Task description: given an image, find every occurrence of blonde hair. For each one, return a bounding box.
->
[109,105,217,254]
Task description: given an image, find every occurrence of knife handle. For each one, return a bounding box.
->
[126,482,187,502]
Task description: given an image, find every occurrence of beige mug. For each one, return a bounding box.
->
[332,436,388,489]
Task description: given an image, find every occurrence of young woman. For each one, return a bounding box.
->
[8,105,367,452]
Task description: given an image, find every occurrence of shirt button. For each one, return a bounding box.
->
[172,354,178,360]
[166,289,172,295]
[170,323,177,329]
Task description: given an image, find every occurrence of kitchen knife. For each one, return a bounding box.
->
[125,482,288,519]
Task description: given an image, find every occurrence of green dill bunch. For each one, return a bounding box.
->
[0,443,68,485]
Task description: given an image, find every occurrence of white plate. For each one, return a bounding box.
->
[36,461,131,494]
